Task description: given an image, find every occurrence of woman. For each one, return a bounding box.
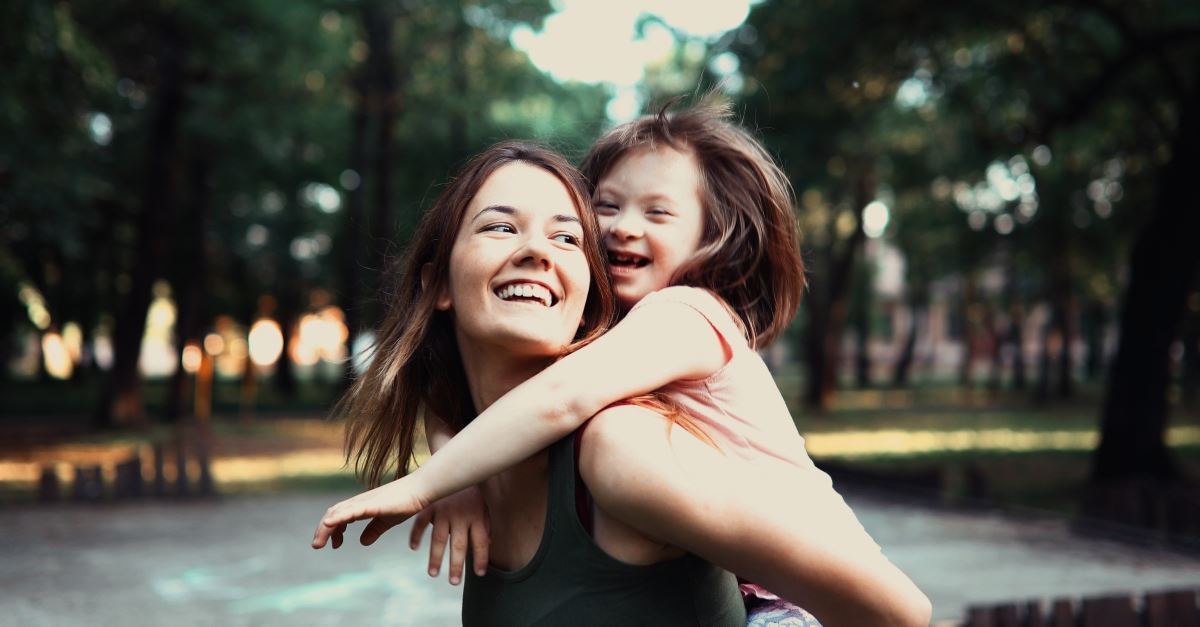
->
[315,142,931,626]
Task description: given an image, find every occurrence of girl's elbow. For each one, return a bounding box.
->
[889,587,932,627]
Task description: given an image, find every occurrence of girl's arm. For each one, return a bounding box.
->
[404,298,729,505]
[579,405,932,627]
[313,299,727,549]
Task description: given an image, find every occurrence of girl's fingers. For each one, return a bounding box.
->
[469,520,490,577]
[332,523,346,549]
[427,519,450,578]
[447,521,468,585]
[410,510,432,550]
[361,516,405,546]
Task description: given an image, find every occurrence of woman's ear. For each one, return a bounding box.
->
[421,263,452,311]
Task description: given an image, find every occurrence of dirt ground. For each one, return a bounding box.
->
[1,488,1198,626]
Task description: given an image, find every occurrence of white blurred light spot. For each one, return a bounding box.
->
[249,319,284,367]
[895,78,928,109]
[340,169,361,191]
[1032,145,1052,166]
[246,224,269,247]
[304,183,342,214]
[862,201,890,239]
[42,333,73,379]
[262,191,285,214]
[62,322,83,363]
[204,333,225,356]
[994,213,1015,235]
[89,112,113,146]
[509,0,756,121]
[18,282,51,330]
[967,210,987,231]
[606,87,643,123]
[351,331,376,376]
[181,344,203,374]
[709,52,740,76]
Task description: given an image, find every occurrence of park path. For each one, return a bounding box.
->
[0,490,1197,626]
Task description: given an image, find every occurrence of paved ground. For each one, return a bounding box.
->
[1,490,1197,626]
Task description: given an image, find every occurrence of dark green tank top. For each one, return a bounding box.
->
[461,432,746,627]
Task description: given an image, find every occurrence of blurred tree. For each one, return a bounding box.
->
[734,0,1200,522]
[1,0,608,422]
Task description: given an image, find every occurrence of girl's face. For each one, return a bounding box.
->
[441,162,592,359]
[592,146,705,310]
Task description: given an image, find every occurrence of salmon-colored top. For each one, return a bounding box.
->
[630,286,815,469]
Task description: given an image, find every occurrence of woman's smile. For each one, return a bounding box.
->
[442,162,591,359]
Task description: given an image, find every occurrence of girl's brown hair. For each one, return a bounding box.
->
[581,100,806,349]
[337,141,618,487]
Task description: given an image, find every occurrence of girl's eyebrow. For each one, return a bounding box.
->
[473,204,581,227]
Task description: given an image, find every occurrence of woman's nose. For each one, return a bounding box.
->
[514,235,554,270]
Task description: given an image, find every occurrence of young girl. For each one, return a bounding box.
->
[314,103,918,626]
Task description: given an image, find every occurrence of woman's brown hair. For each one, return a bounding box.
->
[581,100,806,349]
[336,141,618,487]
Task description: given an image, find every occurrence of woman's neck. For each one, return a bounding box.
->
[457,340,555,415]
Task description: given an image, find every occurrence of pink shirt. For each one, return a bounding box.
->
[629,286,815,469]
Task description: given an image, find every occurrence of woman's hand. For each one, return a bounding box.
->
[408,486,491,585]
[311,475,431,550]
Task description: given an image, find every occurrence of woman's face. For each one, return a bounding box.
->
[440,162,592,358]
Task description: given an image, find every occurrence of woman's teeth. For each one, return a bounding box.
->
[495,283,553,307]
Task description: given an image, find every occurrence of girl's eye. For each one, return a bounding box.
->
[553,233,579,246]
[483,223,515,234]
[647,207,671,216]
[593,201,618,216]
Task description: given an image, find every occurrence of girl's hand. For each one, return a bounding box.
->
[408,486,491,585]
[311,476,430,549]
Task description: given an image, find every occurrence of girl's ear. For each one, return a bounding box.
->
[421,263,452,311]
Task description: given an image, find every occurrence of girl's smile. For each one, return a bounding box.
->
[592,145,705,310]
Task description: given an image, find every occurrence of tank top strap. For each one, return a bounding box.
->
[545,431,583,533]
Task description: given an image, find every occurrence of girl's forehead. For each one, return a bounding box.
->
[597,145,701,194]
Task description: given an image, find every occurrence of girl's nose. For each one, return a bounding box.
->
[608,211,644,240]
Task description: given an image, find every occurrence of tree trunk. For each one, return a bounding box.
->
[1083,300,1107,382]
[957,275,976,388]
[367,0,399,331]
[164,156,209,423]
[803,172,872,411]
[340,49,372,387]
[892,300,920,387]
[93,23,186,429]
[448,1,469,163]
[1183,305,1200,411]
[1088,78,1200,495]
[273,278,300,400]
[1009,300,1027,390]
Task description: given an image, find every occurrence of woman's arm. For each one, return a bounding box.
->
[578,405,932,627]
[404,299,728,504]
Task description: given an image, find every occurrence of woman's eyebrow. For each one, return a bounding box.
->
[474,205,580,227]
[473,205,516,221]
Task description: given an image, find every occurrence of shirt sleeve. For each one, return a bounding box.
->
[629,286,748,351]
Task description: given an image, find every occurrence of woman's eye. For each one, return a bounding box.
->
[553,233,579,245]
[483,223,515,234]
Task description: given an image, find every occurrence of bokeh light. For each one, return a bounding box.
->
[248,319,284,367]
[42,332,73,380]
